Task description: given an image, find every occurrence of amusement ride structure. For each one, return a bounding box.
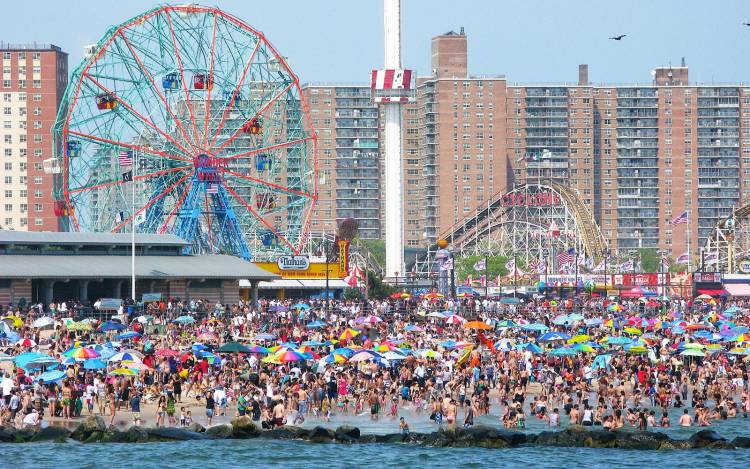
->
[50,4,317,261]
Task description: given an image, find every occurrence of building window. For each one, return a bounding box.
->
[35,218,43,226]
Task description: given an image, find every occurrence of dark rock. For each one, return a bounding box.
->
[612,430,669,450]
[83,431,104,443]
[334,425,361,443]
[99,426,130,443]
[146,427,210,441]
[205,424,234,439]
[188,423,206,433]
[581,430,617,448]
[71,416,106,441]
[308,426,334,443]
[231,416,261,439]
[731,436,750,448]
[260,425,309,440]
[30,425,71,443]
[689,429,727,448]
[125,426,149,443]
[0,425,18,442]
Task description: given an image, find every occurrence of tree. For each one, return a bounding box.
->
[354,238,386,268]
[366,270,395,299]
[454,255,510,283]
[343,288,363,300]
[637,248,659,272]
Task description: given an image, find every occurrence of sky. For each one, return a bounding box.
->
[1,0,749,85]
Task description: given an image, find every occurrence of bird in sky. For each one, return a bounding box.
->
[609,34,627,40]
[744,22,750,26]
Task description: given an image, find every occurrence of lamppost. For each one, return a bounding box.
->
[602,247,610,293]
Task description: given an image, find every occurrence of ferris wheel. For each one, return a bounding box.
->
[51,4,317,260]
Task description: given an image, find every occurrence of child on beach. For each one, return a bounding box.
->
[399,417,410,442]
[180,406,187,426]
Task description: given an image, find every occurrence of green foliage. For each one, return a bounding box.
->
[637,248,659,272]
[366,270,395,299]
[355,238,386,268]
[454,255,510,282]
[343,288,364,300]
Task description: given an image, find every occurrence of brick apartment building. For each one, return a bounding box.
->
[0,43,68,232]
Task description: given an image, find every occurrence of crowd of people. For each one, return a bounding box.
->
[0,292,749,436]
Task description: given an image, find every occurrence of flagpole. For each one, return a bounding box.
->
[686,209,691,275]
[131,150,136,303]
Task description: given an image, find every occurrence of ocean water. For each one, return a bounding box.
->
[3,439,750,469]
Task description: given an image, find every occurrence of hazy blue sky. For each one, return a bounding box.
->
[2,0,749,84]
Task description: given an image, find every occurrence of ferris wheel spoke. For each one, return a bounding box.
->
[213,82,293,153]
[111,172,191,233]
[202,14,218,150]
[219,168,313,199]
[68,166,190,194]
[164,11,202,152]
[206,39,261,150]
[118,30,200,154]
[159,180,193,234]
[219,136,313,163]
[67,129,191,164]
[80,73,194,158]
[222,185,297,253]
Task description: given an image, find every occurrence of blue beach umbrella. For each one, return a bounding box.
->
[84,359,108,370]
[118,331,141,340]
[36,370,66,383]
[306,321,327,329]
[538,332,571,342]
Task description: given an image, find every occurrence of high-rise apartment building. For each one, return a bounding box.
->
[302,84,381,238]
[0,44,67,231]
[418,30,749,261]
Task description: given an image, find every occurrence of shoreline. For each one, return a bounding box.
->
[2,415,750,450]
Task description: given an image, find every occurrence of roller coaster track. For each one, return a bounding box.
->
[410,182,607,273]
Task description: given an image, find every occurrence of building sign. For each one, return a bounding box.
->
[141,293,162,302]
[254,262,345,279]
[502,191,562,207]
[338,239,349,274]
[738,259,750,274]
[276,255,310,271]
[694,272,721,284]
[613,273,659,287]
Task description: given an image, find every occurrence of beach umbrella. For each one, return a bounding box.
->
[496,320,517,328]
[419,349,443,359]
[573,343,595,353]
[83,358,108,370]
[26,356,60,369]
[244,344,270,354]
[108,352,142,363]
[134,315,153,324]
[538,332,571,342]
[728,347,750,356]
[553,315,570,325]
[584,318,603,326]
[607,304,623,312]
[13,352,48,368]
[382,350,408,360]
[625,345,648,354]
[592,354,612,370]
[404,324,424,332]
[3,315,24,329]
[349,351,377,362]
[463,320,491,330]
[68,321,93,331]
[121,360,152,371]
[274,349,306,363]
[427,311,447,318]
[681,349,706,357]
[197,332,219,342]
[292,303,311,310]
[339,328,360,340]
[517,343,543,354]
[216,342,252,354]
[444,314,465,324]
[549,347,578,356]
[16,338,36,348]
[422,292,444,300]
[254,333,277,341]
[523,323,549,332]
[322,353,347,364]
[32,317,55,329]
[66,347,100,360]
[0,353,14,362]
[109,368,138,376]
[306,320,327,329]
[155,348,180,357]
[356,315,383,324]
[568,334,590,344]
[118,331,141,340]
[623,327,643,335]
[603,336,632,346]
[99,321,126,332]
[173,315,196,324]
[695,294,713,300]
[35,370,66,383]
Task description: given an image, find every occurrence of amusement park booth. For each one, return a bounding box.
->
[242,255,349,300]
[0,231,278,308]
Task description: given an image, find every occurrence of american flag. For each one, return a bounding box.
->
[669,211,688,226]
[660,253,670,270]
[206,184,219,194]
[118,150,133,166]
[557,248,575,265]
[676,251,690,264]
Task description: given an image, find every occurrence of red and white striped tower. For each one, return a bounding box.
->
[372,0,414,281]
